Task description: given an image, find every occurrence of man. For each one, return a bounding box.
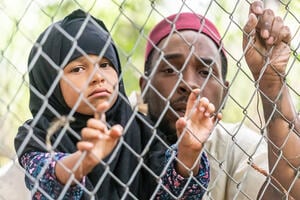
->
[139,1,299,199]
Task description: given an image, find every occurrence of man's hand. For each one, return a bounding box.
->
[242,1,291,82]
[176,89,221,151]
[175,89,221,177]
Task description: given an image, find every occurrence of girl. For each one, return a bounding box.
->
[14,9,217,199]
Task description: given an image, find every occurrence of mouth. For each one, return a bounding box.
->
[88,88,111,99]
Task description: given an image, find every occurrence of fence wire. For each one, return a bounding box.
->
[0,0,299,199]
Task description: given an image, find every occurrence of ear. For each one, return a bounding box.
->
[224,80,229,89]
[222,80,230,109]
[139,76,146,92]
[139,76,148,103]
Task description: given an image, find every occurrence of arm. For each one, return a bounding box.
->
[20,152,84,199]
[21,104,122,199]
[156,147,210,199]
[243,1,300,199]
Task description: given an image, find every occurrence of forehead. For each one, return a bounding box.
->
[153,30,222,65]
[70,55,110,63]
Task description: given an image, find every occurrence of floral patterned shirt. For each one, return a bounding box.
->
[20,147,209,199]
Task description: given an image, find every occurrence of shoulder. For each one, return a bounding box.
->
[206,121,267,157]
[208,121,265,144]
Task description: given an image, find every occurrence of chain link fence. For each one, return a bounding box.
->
[0,0,299,199]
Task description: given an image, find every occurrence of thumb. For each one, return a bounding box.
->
[185,89,200,118]
[176,117,187,137]
[243,13,258,48]
[94,101,110,120]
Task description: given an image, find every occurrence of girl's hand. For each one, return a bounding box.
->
[77,102,123,172]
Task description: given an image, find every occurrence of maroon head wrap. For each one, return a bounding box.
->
[144,12,227,77]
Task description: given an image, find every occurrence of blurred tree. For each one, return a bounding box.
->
[0,0,299,166]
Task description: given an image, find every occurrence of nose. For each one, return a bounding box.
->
[177,69,199,95]
[90,68,105,85]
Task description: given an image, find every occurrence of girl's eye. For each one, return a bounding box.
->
[99,62,112,68]
[71,65,85,73]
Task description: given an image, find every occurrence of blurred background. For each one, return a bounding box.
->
[0,0,299,198]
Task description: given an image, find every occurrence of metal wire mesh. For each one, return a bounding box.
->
[0,0,299,199]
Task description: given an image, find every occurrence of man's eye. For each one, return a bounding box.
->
[199,70,210,77]
[163,68,175,74]
[71,66,84,73]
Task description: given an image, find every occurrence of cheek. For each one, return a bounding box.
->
[60,79,81,109]
[151,78,175,98]
[202,83,224,108]
[104,70,119,89]
[61,76,87,92]
[109,84,119,107]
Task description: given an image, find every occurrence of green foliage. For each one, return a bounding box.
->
[35,0,163,95]
[1,0,300,166]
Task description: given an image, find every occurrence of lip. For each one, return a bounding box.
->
[88,88,111,98]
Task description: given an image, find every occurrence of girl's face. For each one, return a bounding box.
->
[60,54,119,116]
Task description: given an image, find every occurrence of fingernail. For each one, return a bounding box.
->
[262,29,270,38]
[255,5,263,13]
[266,36,274,45]
[87,143,94,148]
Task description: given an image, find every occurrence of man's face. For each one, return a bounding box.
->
[140,30,228,142]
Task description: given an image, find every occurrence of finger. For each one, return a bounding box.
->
[95,101,110,120]
[77,141,94,151]
[243,1,263,45]
[198,97,209,112]
[208,113,222,125]
[81,127,105,140]
[266,16,283,45]
[185,89,201,117]
[217,113,222,120]
[94,111,106,122]
[175,117,187,136]
[109,124,123,138]
[258,9,275,39]
[249,1,263,16]
[243,14,258,52]
[96,101,110,114]
[204,103,216,117]
[277,25,291,45]
[87,118,107,132]
[243,13,258,35]
[214,113,223,122]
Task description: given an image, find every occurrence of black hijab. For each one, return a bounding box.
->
[14,9,165,199]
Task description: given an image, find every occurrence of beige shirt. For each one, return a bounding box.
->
[203,122,268,200]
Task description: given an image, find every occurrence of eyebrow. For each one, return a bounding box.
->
[198,57,215,67]
[163,53,216,66]
[69,56,90,65]
[75,56,88,61]
[163,53,183,61]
